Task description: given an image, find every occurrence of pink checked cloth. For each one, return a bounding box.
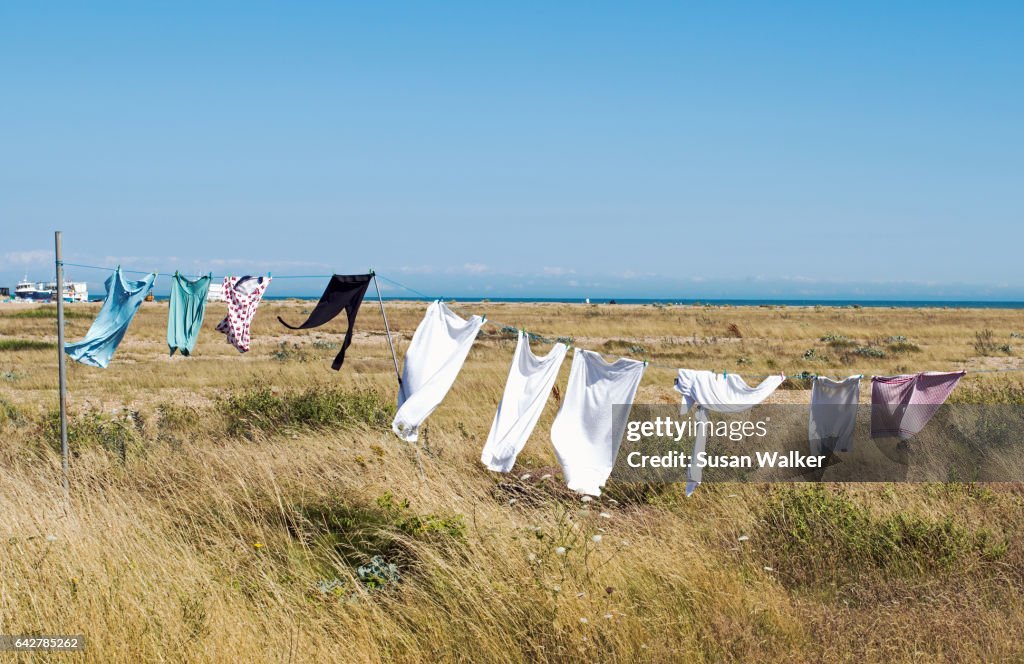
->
[870,371,965,440]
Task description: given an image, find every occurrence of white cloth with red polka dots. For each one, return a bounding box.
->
[215,275,271,353]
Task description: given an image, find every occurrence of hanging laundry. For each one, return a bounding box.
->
[550,350,646,496]
[64,266,156,368]
[674,369,784,496]
[808,376,861,454]
[870,371,965,439]
[215,276,271,353]
[481,331,568,472]
[167,272,212,356]
[277,274,373,370]
[392,301,484,442]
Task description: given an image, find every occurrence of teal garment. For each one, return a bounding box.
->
[167,272,212,356]
[65,267,156,368]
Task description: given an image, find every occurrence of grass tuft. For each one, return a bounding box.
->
[756,486,1007,589]
[0,339,56,351]
[3,306,93,319]
[221,384,395,437]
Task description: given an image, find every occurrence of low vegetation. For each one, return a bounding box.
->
[0,338,56,351]
[0,301,1023,661]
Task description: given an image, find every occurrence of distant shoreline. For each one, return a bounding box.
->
[263,295,1024,309]
[8,296,1024,310]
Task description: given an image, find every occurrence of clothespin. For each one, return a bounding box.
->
[723,369,727,378]
[268,271,272,279]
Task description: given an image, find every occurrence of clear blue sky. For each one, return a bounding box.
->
[2,2,1022,299]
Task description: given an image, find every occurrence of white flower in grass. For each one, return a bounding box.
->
[555,546,567,556]
[579,617,588,624]
[737,535,750,542]
[552,584,561,593]
[541,474,552,480]
[46,534,57,542]
[591,535,602,544]
[763,566,775,572]
[599,512,612,519]
[604,613,613,620]
[520,473,531,480]
[580,496,593,503]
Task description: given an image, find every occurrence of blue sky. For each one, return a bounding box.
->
[2,2,1022,299]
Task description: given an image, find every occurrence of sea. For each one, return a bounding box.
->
[255,296,1024,309]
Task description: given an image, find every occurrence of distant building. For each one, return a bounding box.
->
[208,282,226,302]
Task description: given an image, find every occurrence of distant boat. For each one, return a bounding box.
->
[14,277,88,303]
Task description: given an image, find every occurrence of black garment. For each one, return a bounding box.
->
[278,274,373,370]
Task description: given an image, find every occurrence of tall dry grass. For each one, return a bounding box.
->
[1,300,1023,662]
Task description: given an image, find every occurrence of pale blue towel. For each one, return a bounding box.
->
[65,267,156,368]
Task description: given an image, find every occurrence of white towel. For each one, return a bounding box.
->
[551,349,646,496]
[808,376,861,454]
[481,331,568,472]
[674,369,785,496]
[392,301,484,442]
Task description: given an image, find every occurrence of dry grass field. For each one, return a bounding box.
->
[1,298,1024,662]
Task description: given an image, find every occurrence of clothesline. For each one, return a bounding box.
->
[375,275,1024,381]
[51,257,993,499]
[51,261,1024,380]
[60,262,335,281]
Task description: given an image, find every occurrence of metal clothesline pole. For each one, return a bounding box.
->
[371,272,424,480]
[372,272,403,388]
[54,231,70,496]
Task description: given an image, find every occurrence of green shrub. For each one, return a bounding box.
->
[949,380,1024,405]
[287,492,464,577]
[221,385,394,437]
[3,307,92,319]
[603,339,642,353]
[887,340,921,354]
[40,408,140,457]
[820,333,855,348]
[974,329,1011,355]
[271,342,310,362]
[0,339,55,351]
[0,398,19,426]
[756,486,1007,589]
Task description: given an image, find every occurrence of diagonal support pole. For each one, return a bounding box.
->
[372,272,424,479]
[372,272,402,389]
